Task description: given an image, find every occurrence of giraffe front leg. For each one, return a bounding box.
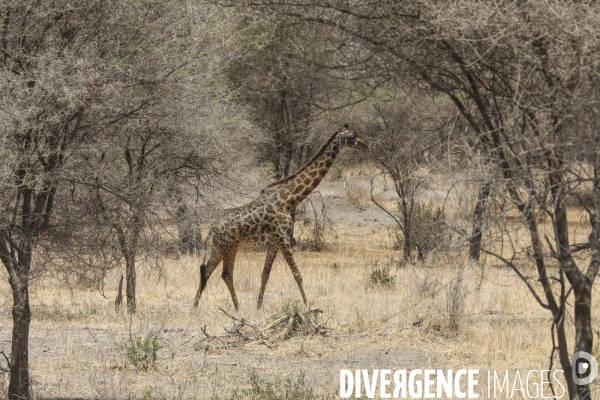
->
[280,244,308,306]
[257,245,279,310]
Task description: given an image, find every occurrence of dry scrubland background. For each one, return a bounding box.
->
[5,1,600,399]
[0,166,597,399]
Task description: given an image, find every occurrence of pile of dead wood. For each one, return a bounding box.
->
[194,306,328,351]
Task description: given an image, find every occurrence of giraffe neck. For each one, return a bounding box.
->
[272,132,342,211]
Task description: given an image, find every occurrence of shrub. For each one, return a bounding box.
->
[119,331,163,371]
[258,161,277,179]
[416,272,441,298]
[446,271,466,333]
[294,195,332,252]
[392,202,449,260]
[369,263,395,288]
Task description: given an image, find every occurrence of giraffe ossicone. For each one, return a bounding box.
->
[193,125,369,311]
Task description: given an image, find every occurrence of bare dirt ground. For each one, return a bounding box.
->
[0,169,598,399]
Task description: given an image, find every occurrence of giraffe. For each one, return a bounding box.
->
[193,124,368,310]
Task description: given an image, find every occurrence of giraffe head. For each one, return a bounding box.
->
[339,124,369,153]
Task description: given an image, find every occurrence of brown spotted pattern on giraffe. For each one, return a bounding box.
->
[292,185,305,195]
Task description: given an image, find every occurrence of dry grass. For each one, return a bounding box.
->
[0,174,598,399]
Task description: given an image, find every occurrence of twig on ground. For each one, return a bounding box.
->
[194,306,329,352]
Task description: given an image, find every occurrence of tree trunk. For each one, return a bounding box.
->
[7,269,31,400]
[548,157,600,399]
[115,275,123,309]
[401,198,411,260]
[115,223,139,314]
[507,179,577,399]
[0,182,59,399]
[469,182,491,262]
[283,145,293,178]
[556,309,576,399]
[403,228,411,260]
[572,164,600,399]
[125,253,136,314]
[1,236,33,400]
[567,162,600,400]
[574,282,593,400]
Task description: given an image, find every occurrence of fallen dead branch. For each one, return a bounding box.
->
[193,306,328,352]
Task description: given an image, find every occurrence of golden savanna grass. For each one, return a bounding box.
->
[0,169,598,399]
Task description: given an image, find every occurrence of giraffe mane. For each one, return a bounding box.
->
[267,129,341,188]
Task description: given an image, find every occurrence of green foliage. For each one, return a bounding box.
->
[260,161,277,174]
[119,331,163,371]
[280,298,303,319]
[369,261,395,288]
[230,369,322,400]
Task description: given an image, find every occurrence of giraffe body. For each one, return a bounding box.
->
[193,125,368,310]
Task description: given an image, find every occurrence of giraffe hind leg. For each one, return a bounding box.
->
[280,244,308,306]
[193,247,223,307]
[221,250,240,311]
[257,245,278,310]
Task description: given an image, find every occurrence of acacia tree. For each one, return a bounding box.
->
[0,2,122,396]
[89,125,212,313]
[229,22,331,179]
[362,97,453,260]
[73,4,246,313]
[89,128,181,314]
[0,0,239,396]
[241,2,600,398]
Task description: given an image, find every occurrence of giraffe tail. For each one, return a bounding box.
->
[200,263,207,293]
[194,262,208,308]
[194,230,212,307]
